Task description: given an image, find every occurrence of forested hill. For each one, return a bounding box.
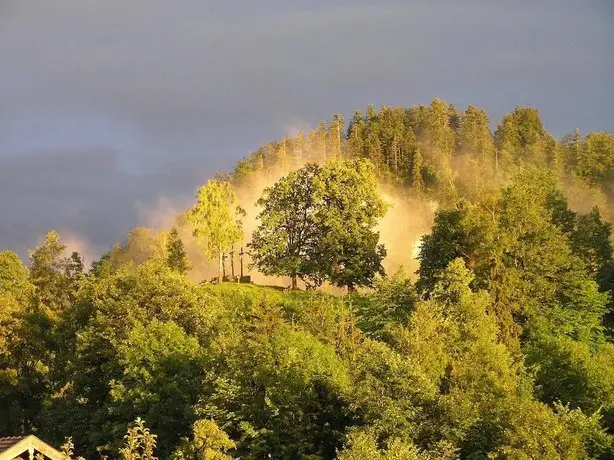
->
[229,99,614,215]
[67,99,614,285]
[1,100,614,458]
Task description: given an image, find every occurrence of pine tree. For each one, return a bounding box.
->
[410,148,424,191]
[458,105,494,163]
[327,114,344,159]
[166,227,190,275]
[346,110,365,157]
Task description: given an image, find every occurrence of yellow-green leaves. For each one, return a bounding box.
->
[188,180,244,281]
[250,159,388,290]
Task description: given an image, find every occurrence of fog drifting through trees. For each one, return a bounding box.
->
[2,100,614,459]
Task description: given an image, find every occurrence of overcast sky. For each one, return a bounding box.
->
[1,0,613,262]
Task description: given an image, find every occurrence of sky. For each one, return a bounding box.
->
[1,0,613,262]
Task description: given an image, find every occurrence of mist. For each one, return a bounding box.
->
[2,1,613,261]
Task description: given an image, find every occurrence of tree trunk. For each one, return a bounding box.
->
[218,250,223,283]
[291,275,298,290]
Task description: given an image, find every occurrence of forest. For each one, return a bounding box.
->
[2,99,614,459]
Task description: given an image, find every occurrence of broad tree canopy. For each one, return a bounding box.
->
[250,159,387,290]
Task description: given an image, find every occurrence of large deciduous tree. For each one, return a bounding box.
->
[250,159,387,290]
[0,250,32,303]
[29,230,83,316]
[188,180,244,282]
[0,251,38,434]
[249,163,321,289]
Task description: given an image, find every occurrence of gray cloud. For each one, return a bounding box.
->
[0,148,201,260]
[0,0,613,259]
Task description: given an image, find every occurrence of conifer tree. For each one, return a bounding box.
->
[346,110,365,157]
[410,148,424,191]
[166,227,190,275]
[458,105,494,163]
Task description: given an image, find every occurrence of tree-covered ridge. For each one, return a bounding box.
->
[94,99,614,286]
[1,100,614,458]
[231,99,614,213]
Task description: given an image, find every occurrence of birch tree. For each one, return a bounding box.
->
[188,180,244,282]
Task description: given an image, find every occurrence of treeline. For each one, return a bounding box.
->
[231,99,614,211]
[2,219,614,458]
[1,101,614,458]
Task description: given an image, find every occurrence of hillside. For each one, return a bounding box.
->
[1,100,614,458]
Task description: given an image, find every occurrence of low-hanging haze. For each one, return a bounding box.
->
[1,0,613,262]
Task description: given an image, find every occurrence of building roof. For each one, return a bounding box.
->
[0,435,64,460]
[0,438,26,455]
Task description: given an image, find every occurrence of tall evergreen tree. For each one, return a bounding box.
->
[346,110,365,157]
[327,114,344,159]
[166,227,190,275]
[458,105,494,163]
[577,132,614,189]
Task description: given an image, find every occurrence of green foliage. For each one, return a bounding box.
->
[250,158,387,290]
[526,337,614,427]
[1,238,75,435]
[346,338,437,447]
[106,227,166,271]
[395,259,613,458]
[166,227,190,274]
[29,230,82,316]
[458,105,494,162]
[350,268,417,338]
[1,258,613,458]
[60,437,84,460]
[2,99,614,459]
[188,180,244,281]
[0,251,33,370]
[249,163,321,288]
[337,429,452,460]
[418,168,610,350]
[120,418,158,460]
[198,295,354,459]
[486,399,613,459]
[316,159,388,290]
[570,207,613,276]
[171,419,235,460]
[0,290,51,434]
[108,319,206,458]
[0,250,32,302]
[576,132,614,189]
[37,262,213,457]
[494,106,556,169]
